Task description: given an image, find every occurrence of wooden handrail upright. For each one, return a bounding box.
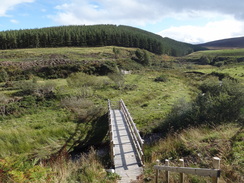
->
[179,159,185,183]
[165,159,169,183]
[155,160,160,183]
[119,99,144,166]
[108,100,115,167]
[212,157,221,183]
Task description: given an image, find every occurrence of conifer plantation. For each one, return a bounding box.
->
[0,25,200,56]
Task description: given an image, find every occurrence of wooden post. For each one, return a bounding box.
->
[141,141,144,166]
[212,157,220,183]
[119,100,122,110]
[110,139,113,162]
[165,159,170,183]
[155,159,160,183]
[179,159,184,183]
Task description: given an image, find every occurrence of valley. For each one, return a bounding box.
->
[0,29,243,182]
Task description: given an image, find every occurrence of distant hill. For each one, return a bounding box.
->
[0,25,202,56]
[199,36,244,49]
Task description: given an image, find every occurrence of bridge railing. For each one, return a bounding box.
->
[108,99,115,167]
[154,157,221,183]
[119,99,144,166]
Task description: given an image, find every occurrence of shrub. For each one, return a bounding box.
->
[108,71,125,90]
[154,75,169,82]
[113,47,120,59]
[196,78,244,123]
[60,96,96,119]
[0,94,9,116]
[67,72,99,88]
[0,68,9,82]
[14,80,56,98]
[160,78,244,133]
[135,49,151,66]
[199,56,211,65]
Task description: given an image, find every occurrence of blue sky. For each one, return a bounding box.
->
[1,0,244,44]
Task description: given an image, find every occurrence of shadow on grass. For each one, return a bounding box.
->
[71,113,109,155]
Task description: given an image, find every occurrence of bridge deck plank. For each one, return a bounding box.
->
[110,109,143,183]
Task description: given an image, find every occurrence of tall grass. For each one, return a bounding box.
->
[0,148,119,183]
[143,123,243,182]
[0,109,76,158]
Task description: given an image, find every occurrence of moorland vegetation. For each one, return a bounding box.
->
[0,27,243,182]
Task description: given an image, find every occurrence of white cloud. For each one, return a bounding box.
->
[0,0,35,17]
[10,19,19,24]
[158,16,244,44]
[51,0,164,26]
[51,0,244,25]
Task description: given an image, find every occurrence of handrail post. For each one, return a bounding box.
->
[108,99,114,167]
[155,159,160,183]
[179,159,184,183]
[142,140,144,165]
[165,159,170,183]
[212,157,220,183]
[119,99,122,110]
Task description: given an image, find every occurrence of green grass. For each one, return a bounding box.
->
[56,70,194,133]
[185,48,244,60]
[0,108,76,158]
[0,46,137,62]
[194,64,244,83]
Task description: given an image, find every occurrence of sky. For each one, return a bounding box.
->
[0,0,244,44]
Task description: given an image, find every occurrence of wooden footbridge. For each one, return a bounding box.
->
[108,99,144,183]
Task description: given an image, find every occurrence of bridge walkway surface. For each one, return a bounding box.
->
[109,100,144,183]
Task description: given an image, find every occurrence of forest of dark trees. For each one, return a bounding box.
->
[0,25,201,56]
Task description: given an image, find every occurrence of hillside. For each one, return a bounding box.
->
[0,24,201,56]
[199,36,244,49]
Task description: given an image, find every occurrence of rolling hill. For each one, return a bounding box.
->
[199,36,244,49]
[0,24,202,56]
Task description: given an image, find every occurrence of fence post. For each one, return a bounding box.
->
[165,159,170,183]
[179,159,184,183]
[212,157,220,183]
[155,159,160,183]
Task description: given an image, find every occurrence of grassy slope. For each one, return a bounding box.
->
[184,48,244,60]
[0,47,243,182]
[0,46,134,62]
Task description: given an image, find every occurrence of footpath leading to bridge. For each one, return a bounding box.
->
[108,100,144,183]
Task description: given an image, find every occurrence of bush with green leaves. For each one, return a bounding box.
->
[199,56,211,65]
[14,79,56,98]
[135,49,151,66]
[108,71,125,90]
[160,77,244,133]
[0,68,9,82]
[67,72,100,88]
[154,74,169,82]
